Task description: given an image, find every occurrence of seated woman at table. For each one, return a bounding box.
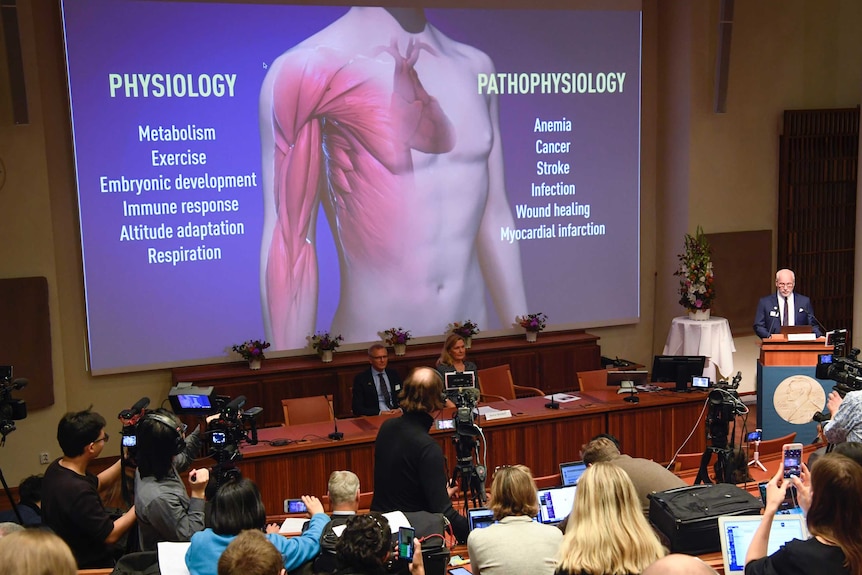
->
[555,462,665,575]
[334,513,424,575]
[185,477,329,575]
[745,453,862,575]
[467,464,562,575]
[435,334,478,379]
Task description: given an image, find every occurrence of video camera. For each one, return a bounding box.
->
[813,349,862,422]
[0,366,27,442]
[706,372,745,448]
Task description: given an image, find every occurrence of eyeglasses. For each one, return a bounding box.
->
[777,283,794,288]
[370,355,388,361]
[93,433,109,444]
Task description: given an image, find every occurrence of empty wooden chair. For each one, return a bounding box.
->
[577,369,609,392]
[477,364,544,402]
[282,394,334,427]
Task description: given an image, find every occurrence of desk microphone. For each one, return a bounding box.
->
[545,394,560,410]
[808,309,828,337]
[327,400,343,440]
[767,309,778,337]
[328,418,344,441]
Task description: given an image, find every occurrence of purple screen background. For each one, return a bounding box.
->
[61,1,641,373]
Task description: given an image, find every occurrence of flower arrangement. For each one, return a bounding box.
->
[311,331,344,353]
[232,339,271,361]
[516,312,548,333]
[383,327,412,346]
[449,320,480,338]
[674,226,715,311]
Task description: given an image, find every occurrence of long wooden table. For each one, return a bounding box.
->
[228,388,711,513]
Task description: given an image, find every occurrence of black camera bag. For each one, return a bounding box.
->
[648,483,762,554]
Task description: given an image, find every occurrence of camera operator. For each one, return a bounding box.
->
[821,388,862,445]
[135,409,210,551]
[370,367,469,543]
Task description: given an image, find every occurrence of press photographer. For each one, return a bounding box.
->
[815,349,862,445]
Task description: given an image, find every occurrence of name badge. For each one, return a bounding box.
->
[769,311,779,317]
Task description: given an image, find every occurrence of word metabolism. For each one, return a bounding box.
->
[478,71,627,95]
[109,73,237,98]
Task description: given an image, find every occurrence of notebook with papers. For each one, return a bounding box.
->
[467,507,495,531]
[718,514,808,574]
[559,460,587,486]
[536,485,576,525]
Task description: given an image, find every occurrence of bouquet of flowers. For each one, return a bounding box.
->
[311,331,344,352]
[516,312,548,333]
[383,327,412,346]
[674,226,715,311]
[450,320,480,338]
[232,339,271,361]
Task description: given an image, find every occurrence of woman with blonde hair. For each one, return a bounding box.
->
[0,528,77,575]
[468,464,563,575]
[556,462,665,575]
[436,334,478,378]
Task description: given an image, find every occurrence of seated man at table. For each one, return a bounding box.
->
[370,367,469,542]
[754,268,822,338]
[352,344,402,416]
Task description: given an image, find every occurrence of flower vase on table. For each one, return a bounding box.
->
[311,331,343,364]
[394,343,407,356]
[464,336,472,349]
[232,339,270,370]
[688,309,711,321]
[320,350,333,363]
[248,358,262,370]
[525,331,538,343]
[516,312,547,343]
[383,327,412,357]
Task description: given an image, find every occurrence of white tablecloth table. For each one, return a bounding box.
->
[662,316,736,383]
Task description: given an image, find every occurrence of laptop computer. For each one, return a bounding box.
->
[536,485,577,525]
[718,514,808,574]
[559,461,588,486]
[467,507,495,532]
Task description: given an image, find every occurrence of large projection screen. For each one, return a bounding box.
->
[60,1,642,374]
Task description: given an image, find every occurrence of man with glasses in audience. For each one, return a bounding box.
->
[754,268,822,339]
[352,344,403,416]
[42,409,137,568]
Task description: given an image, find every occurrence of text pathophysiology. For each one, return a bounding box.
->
[478,72,627,95]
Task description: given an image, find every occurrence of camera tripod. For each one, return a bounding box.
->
[695,446,736,485]
[748,439,767,472]
[450,433,486,510]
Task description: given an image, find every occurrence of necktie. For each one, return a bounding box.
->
[782,296,789,327]
[378,373,392,409]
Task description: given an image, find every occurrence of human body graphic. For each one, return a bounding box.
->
[260,7,526,348]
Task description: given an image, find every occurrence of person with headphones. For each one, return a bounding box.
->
[134,409,210,551]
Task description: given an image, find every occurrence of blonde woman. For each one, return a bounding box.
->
[468,465,563,575]
[0,529,77,575]
[556,462,665,575]
[436,334,478,378]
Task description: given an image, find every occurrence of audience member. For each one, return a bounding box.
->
[335,513,424,575]
[642,553,718,575]
[218,529,285,575]
[371,367,469,542]
[42,408,136,568]
[353,345,403,416]
[822,388,862,445]
[135,409,209,551]
[185,477,329,575]
[0,522,23,538]
[467,464,562,575]
[581,435,685,513]
[435,334,478,379]
[0,474,42,526]
[556,462,665,575]
[0,528,77,575]
[746,454,862,575]
[314,470,362,573]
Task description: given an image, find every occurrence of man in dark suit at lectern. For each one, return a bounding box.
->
[754,268,823,338]
[352,344,402,416]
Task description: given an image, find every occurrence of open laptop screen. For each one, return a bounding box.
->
[536,485,576,525]
[467,507,495,532]
[718,515,808,574]
[559,461,587,486]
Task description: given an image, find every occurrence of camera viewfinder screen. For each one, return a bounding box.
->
[178,394,212,409]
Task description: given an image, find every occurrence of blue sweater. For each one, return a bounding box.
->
[185,513,329,575]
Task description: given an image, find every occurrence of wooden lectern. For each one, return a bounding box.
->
[757,336,832,441]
